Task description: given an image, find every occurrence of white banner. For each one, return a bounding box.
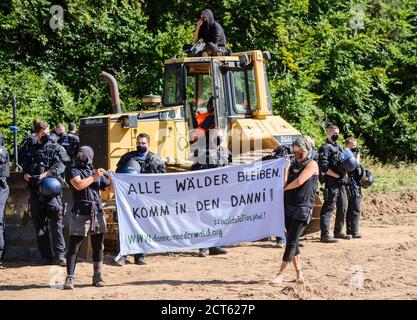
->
[113,158,286,258]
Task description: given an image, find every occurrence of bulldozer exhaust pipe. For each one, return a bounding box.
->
[101,71,122,114]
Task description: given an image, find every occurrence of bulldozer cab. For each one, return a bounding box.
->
[162,51,274,145]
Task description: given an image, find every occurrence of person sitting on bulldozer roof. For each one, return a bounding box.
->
[184,9,228,56]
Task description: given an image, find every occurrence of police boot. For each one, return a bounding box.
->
[134,253,146,265]
[320,236,338,243]
[92,273,105,287]
[276,237,286,248]
[334,232,352,240]
[198,248,209,257]
[209,247,227,255]
[64,276,74,290]
[57,257,66,267]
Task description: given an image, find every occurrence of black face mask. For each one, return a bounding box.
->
[330,134,339,143]
[40,135,50,144]
[137,145,147,154]
[76,156,89,168]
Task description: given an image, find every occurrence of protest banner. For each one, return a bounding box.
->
[113,158,286,258]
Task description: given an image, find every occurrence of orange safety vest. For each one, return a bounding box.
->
[192,112,214,141]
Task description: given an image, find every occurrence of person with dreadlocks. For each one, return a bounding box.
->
[271,137,319,285]
[63,146,111,289]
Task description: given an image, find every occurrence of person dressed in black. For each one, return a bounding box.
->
[114,133,166,266]
[58,122,80,182]
[344,137,362,238]
[191,127,231,257]
[184,9,227,56]
[318,125,351,243]
[18,133,37,168]
[58,122,80,166]
[272,138,318,284]
[0,133,10,262]
[64,146,111,289]
[23,120,70,265]
[50,123,65,143]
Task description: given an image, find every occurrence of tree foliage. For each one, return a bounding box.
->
[0,0,416,161]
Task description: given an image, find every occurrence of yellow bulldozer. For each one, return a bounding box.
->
[81,50,302,170]
[5,50,321,259]
[79,50,321,236]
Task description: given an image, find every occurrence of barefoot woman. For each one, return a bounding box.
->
[272,138,319,284]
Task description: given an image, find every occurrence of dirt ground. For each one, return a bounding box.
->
[1,190,416,300]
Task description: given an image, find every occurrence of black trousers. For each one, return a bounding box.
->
[346,188,361,235]
[282,215,308,262]
[0,183,9,260]
[66,233,105,276]
[320,185,348,238]
[30,192,65,260]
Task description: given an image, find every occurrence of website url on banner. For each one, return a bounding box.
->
[127,228,224,244]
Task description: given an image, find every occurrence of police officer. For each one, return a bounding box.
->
[192,127,231,257]
[50,123,65,143]
[345,137,362,238]
[0,133,10,262]
[18,133,37,167]
[318,125,351,243]
[58,122,80,182]
[23,120,70,265]
[58,122,80,165]
[114,133,166,265]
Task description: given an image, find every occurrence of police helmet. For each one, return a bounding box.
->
[119,159,141,174]
[338,148,358,174]
[360,169,375,189]
[39,177,63,197]
[119,167,139,174]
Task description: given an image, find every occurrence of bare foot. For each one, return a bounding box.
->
[296,270,304,284]
[270,272,284,285]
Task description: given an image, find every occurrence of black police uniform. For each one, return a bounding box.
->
[18,134,37,167]
[58,132,80,165]
[23,136,70,262]
[318,139,349,239]
[116,150,166,263]
[59,132,80,182]
[50,130,63,143]
[346,164,363,237]
[0,134,10,260]
[116,151,166,174]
